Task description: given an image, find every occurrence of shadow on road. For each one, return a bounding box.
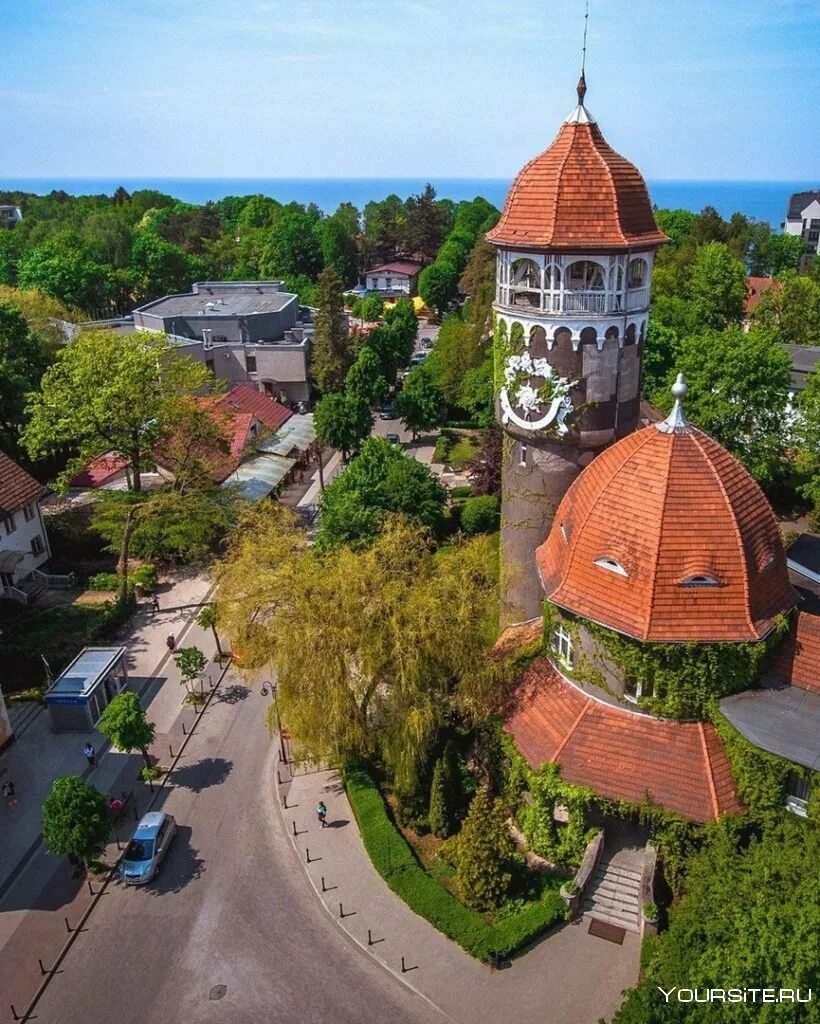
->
[170,757,233,793]
[326,819,349,829]
[213,684,251,705]
[145,826,204,896]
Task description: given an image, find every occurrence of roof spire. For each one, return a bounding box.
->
[656,373,690,434]
[565,2,595,125]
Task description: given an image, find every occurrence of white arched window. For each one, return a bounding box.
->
[595,556,628,577]
[627,258,648,288]
[510,258,541,309]
[681,575,720,588]
[567,260,605,291]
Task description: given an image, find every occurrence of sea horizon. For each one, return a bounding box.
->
[3,176,818,227]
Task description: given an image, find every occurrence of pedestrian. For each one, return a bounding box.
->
[2,779,17,807]
[316,800,328,828]
[83,741,96,767]
[151,594,160,614]
[166,634,176,653]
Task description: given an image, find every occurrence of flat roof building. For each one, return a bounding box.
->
[44,647,128,732]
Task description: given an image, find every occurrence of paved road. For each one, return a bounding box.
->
[32,673,443,1024]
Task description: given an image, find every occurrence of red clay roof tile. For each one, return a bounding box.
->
[770,611,820,693]
[0,450,46,512]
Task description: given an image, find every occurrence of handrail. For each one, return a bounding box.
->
[1,585,28,604]
[33,569,76,588]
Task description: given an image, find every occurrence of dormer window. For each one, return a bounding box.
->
[681,575,720,588]
[594,557,628,578]
[560,523,569,543]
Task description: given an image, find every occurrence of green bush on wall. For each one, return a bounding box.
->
[344,763,566,961]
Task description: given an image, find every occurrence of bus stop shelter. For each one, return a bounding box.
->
[45,647,128,732]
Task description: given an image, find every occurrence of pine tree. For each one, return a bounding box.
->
[452,786,514,911]
[428,757,452,838]
[311,266,351,394]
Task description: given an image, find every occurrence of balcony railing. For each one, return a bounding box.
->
[499,287,649,316]
[33,569,76,589]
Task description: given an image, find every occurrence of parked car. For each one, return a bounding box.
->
[378,404,395,420]
[410,351,427,365]
[385,433,402,446]
[121,811,176,885]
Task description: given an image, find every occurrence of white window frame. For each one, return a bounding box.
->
[3,512,17,535]
[519,444,527,466]
[552,625,574,668]
[594,556,628,577]
[23,502,36,522]
[784,773,810,818]
[681,575,720,588]
[31,534,45,556]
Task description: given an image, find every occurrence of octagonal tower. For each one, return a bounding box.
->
[488,76,668,624]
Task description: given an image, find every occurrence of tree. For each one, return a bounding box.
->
[466,428,502,497]
[0,284,79,358]
[151,396,232,492]
[174,646,207,689]
[355,293,385,323]
[419,260,459,318]
[613,821,819,1024]
[41,776,110,868]
[196,603,223,659]
[130,231,202,304]
[313,391,373,461]
[653,208,698,248]
[312,266,352,393]
[395,362,442,438]
[261,204,323,280]
[794,370,820,529]
[345,347,387,407]
[450,787,514,911]
[17,236,116,313]
[748,231,805,277]
[0,302,48,453]
[753,272,820,348]
[672,327,792,486]
[362,195,405,265]
[23,330,212,491]
[215,509,499,794]
[404,184,448,262]
[316,437,446,549]
[428,757,454,838]
[459,495,500,535]
[97,691,156,768]
[319,213,359,286]
[687,242,747,330]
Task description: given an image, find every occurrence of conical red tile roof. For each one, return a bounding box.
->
[487,94,668,252]
[536,422,796,643]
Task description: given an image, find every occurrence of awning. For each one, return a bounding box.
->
[721,686,820,772]
[0,550,25,574]
[222,453,297,502]
[257,414,316,458]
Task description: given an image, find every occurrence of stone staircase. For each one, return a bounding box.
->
[583,846,643,933]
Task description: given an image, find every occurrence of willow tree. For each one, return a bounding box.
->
[215,504,500,794]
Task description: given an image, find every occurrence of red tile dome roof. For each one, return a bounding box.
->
[487,79,668,252]
[536,386,796,642]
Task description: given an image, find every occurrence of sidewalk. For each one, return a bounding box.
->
[279,766,640,1024]
[0,595,227,1019]
[0,570,213,898]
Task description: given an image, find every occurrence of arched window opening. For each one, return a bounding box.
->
[595,556,628,577]
[681,575,720,588]
[567,261,605,291]
[552,625,574,669]
[510,259,541,309]
[627,258,648,288]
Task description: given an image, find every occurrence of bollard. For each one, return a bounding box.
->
[169,743,175,759]
[368,929,373,945]
[148,777,155,793]
[87,879,95,897]
[321,876,327,892]
[38,957,48,976]
[292,820,297,837]
[401,956,407,973]
[339,902,344,918]
[11,1003,21,1021]
[182,721,187,735]
[277,770,282,785]
[305,847,310,864]
[65,916,73,934]
[282,793,288,810]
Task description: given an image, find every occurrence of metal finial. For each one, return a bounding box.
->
[577,73,587,105]
[656,373,690,434]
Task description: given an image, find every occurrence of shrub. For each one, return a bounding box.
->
[450,787,514,910]
[130,563,157,593]
[344,763,564,961]
[448,485,472,499]
[89,571,119,591]
[433,434,455,463]
[428,758,454,838]
[460,495,500,535]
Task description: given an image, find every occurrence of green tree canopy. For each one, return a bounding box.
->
[404,184,449,262]
[41,776,110,866]
[215,508,499,794]
[752,272,820,348]
[395,362,442,438]
[261,204,323,280]
[688,241,747,330]
[670,327,792,486]
[314,391,373,461]
[174,646,207,684]
[450,787,514,911]
[613,821,820,1024]
[23,330,212,491]
[312,266,352,393]
[97,691,156,767]
[316,436,446,549]
[17,235,117,314]
[419,260,459,318]
[0,302,49,454]
[345,346,388,407]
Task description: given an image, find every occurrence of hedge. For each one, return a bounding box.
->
[343,763,566,962]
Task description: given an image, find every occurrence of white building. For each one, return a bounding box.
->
[0,204,23,228]
[783,190,820,255]
[363,261,423,297]
[0,451,52,603]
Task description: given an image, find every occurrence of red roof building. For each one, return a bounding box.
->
[770,611,820,694]
[537,378,796,642]
[487,77,668,253]
[505,660,742,822]
[213,383,293,434]
[0,450,46,513]
[744,276,780,317]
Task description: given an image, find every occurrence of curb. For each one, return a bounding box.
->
[18,656,233,1024]
[272,753,459,1024]
[0,587,215,903]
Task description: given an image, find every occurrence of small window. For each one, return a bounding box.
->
[246,354,257,373]
[785,773,810,818]
[552,625,574,668]
[3,513,16,535]
[31,534,45,556]
[594,557,628,577]
[519,444,527,466]
[624,676,652,704]
[560,523,569,543]
[23,502,36,522]
[681,575,720,588]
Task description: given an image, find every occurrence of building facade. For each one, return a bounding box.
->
[487,77,668,623]
[783,189,820,255]
[133,281,312,406]
[0,451,52,602]
[363,261,423,297]
[0,204,23,228]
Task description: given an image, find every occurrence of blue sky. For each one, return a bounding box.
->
[1,0,818,180]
